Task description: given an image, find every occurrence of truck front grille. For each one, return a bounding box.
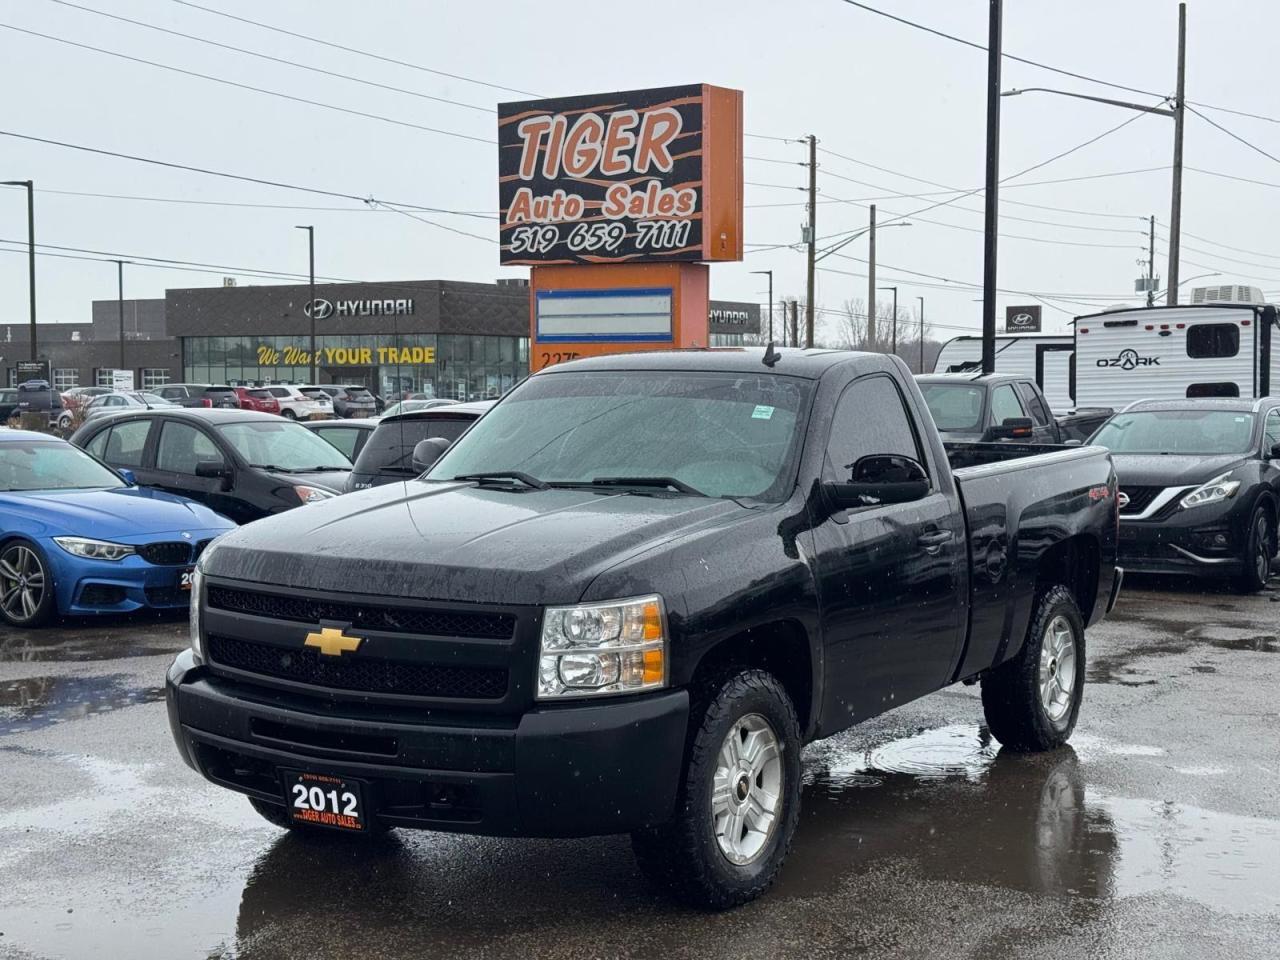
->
[206,586,516,640]
[207,634,509,700]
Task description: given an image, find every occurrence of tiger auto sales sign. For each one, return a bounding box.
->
[498,83,743,265]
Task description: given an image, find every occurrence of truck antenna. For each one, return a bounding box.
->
[762,341,782,367]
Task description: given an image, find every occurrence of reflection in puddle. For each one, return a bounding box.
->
[0,616,185,663]
[0,674,165,735]
[793,725,1278,915]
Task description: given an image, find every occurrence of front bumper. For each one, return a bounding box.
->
[1118,503,1245,576]
[166,650,690,837]
[44,543,206,615]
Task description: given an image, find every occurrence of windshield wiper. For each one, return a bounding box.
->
[454,471,549,490]
[589,476,706,496]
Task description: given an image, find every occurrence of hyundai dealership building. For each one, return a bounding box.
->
[5,279,760,400]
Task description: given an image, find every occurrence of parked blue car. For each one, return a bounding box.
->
[0,430,235,627]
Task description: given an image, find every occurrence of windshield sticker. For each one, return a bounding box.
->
[752,405,775,420]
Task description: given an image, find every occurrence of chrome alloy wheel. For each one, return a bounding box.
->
[0,544,46,624]
[712,713,783,865]
[1038,614,1077,725]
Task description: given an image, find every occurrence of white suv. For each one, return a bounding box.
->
[263,385,331,419]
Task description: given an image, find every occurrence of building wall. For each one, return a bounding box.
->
[91,298,167,341]
[3,338,180,390]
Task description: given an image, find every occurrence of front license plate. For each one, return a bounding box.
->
[178,567,195,591]
[281,770,367,832]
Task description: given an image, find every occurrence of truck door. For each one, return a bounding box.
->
[1015,382,1059,443]
[810,373,966,730]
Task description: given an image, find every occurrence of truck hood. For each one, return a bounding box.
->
[1110,453,1247,488]
[202,480,748,605]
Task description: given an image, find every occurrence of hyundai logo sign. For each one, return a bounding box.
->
[302,297,414,319]
[1004,304,1042,333]
[304,298,334,320]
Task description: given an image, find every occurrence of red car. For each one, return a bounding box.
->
[233,386,281,415]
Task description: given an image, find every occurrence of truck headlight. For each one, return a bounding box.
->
[52,536,135,561]
[1180,473,1240,509]
[188,568,205,660]
[536,595,667,700]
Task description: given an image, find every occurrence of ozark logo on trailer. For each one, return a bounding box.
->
[1097,348,1160,371]
[497,83,743,265]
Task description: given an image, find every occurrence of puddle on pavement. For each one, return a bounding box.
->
[783,724,1279,916]
[0,674,165,735]
[0,613,186,663]
[1087,628,1279,687]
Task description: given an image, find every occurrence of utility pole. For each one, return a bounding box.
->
[2,180,36,360]
[111,260,126,370]
[981,0,1003,374]
[1167,1,1187,305]
[805,134,817,348]
[750,269,774,343]
[867,204,877,346]
[296,225,316,382]
[1147,215,1156,307]
[917,296,926,373]
[790,299,799,348]
[879,286,899,355]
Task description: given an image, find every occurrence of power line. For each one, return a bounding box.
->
[0,183,498,217]
[1186,165,1280,190]
[0,22,496,146]
[835,0,1280,126]
[1186,105,1280,165]
[365,201,494,244]
[166,0,540,98]
[41,0,491,114]
[0,130,489,221]
[1154,233,1280,271]
[1154,219,1280,262]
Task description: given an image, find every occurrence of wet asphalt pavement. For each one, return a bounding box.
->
[1,580,1277,960]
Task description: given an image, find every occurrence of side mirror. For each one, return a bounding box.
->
[411,437,452,472]
[1063,438,1084,447]
[117,468,136,486]
[824,454,930,509]
[982,416,1035,442]
[194,459,230,480]
[1270,443,1280,460]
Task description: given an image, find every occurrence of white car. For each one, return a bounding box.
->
[262,385,330,420]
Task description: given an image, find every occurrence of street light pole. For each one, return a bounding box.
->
[867,204,877,346]
[296,225,316,383]
[805,134,817,349]
[750,269,774,343]
[110,259,127,371]
[1167,1,1187,304]
[917,296,926,373]
[981,0,1003,375]
[2,180,36,361]
[879,286,898,355]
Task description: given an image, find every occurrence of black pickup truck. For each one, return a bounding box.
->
[167,348,1121,909]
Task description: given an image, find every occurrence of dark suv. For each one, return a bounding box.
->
[346,401,492,491]
[1091,397,1280,592]
[155,384,240,409]
[304,385,377,419]
[916,373,1061,444]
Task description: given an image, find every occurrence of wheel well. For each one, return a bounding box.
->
[690,621,814,735]
[1036,535,1100,621]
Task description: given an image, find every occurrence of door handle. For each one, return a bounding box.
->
[918,529,954,554]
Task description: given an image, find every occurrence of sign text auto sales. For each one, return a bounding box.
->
[498,84,740,265]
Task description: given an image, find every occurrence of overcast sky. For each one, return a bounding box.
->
[3,0,1278,343]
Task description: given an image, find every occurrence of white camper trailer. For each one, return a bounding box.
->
[1074,300,1280,410]
[933,334,1075,412]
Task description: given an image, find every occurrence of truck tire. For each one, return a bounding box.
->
[631,668,801,909]
[981,585,1084,752]
[1235,505,1272,594]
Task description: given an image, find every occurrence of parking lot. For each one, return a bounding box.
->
[0,577,1275,960]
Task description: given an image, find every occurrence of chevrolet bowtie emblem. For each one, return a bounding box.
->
[304,626,362,657]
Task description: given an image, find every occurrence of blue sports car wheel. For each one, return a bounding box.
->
[0,541,54,628]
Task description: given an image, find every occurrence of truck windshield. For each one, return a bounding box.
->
[1091,410,1256,455]
[919,383,985,432]
[428,371,813,501]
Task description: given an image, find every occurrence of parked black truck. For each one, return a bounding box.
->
[167,348,1122,908]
